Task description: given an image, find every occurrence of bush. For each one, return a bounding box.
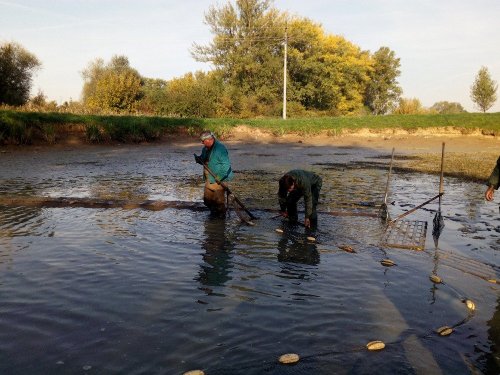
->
[42,124,57,144]
[85,123,104,143]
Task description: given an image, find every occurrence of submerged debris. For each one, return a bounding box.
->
[279,353,300,364]
[436,326,453,336]
[0,195,206,211]
[380,259,396,267]
[464,299,476,311]
[338,245,356,253]
[429,274,443,284]
[366,340,385,351]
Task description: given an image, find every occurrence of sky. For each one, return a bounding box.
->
[1,0,499,112]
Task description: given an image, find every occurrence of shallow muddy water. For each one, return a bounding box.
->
[0,142,499,374]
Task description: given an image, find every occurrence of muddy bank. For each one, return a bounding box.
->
[2,124,500,150]
[226,127,500,183]
[2,125,500,183]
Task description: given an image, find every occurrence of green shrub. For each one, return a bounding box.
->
[85,123,103,143]
[42,124,56,144]
[11,122,33,144]
[141,123,162,141]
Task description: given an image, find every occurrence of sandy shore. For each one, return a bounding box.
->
[222,126,500,183]
[2,124,500,154]
[224,125,500,154]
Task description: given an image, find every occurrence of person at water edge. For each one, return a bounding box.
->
[485,156,500,201]
[278,170,322,229]
[194,131,234,217]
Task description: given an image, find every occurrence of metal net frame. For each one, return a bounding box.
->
[382,220,428,251]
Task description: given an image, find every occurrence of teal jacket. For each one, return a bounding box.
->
[487,156,500,189]
[278,169,322,218]
[200,139,234,183]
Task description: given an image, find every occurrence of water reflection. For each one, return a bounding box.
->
[276,227,320,266]
[196,217,234,289]
[0,206,45,237]
[2,143,500,374]
[486,297,500,373]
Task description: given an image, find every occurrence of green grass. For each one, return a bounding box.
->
[227,113,500,134]
[1,109,500,145]
[397,152,498,183]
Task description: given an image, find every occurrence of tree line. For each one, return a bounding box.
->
[1,0,498,117]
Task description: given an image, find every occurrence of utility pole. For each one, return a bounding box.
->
[282,23,287,120]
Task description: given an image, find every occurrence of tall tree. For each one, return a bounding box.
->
[470,66,498,113]
[192,0,286,103]
[287,19,372,115]
[81,55,143,113]
[193,0,374,116]
[430,101,466,114]
[364,47,402,115]
[163,71,222,118]
[0,42,41,106]
[138,78,169,115]
[393,97,425,114]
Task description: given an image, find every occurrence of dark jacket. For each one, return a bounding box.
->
[278,169,322,218]
[487,156,500,189]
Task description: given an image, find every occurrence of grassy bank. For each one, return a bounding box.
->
[1,109,500,145]
[398,152,497,184]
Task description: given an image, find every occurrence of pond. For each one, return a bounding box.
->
[0,142,499,374]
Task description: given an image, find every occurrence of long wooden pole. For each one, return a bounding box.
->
[383,148,395,205]
[439,142,445,194]
[282,23,287,120]
[438,142,445,210]
[389,193,443,225]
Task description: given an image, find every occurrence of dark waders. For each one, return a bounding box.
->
[286,179,322,226]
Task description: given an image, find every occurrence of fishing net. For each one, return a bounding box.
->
[382,220,428,251]
[379,203,390,222]
[432,211,445,247]
[436,249,499,283]
[227,193,255,225]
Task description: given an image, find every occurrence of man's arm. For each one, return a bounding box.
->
[485,156,500,201]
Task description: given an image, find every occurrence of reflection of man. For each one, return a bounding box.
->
[194,131,233,218]
[277,234,320,266]
[485,156,500,201]
[485,297,500,373]
[196,218,233,288]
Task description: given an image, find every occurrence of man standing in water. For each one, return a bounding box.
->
[194,131,234,217]
[278,169,322,229]
[485,156,500,201]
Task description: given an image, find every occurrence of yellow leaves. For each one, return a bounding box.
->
[88,70,142,112]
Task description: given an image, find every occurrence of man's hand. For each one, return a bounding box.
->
[280,211,288,218]
[194,154,203,165]
[304,218,311,229]
[485,185,495,201]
